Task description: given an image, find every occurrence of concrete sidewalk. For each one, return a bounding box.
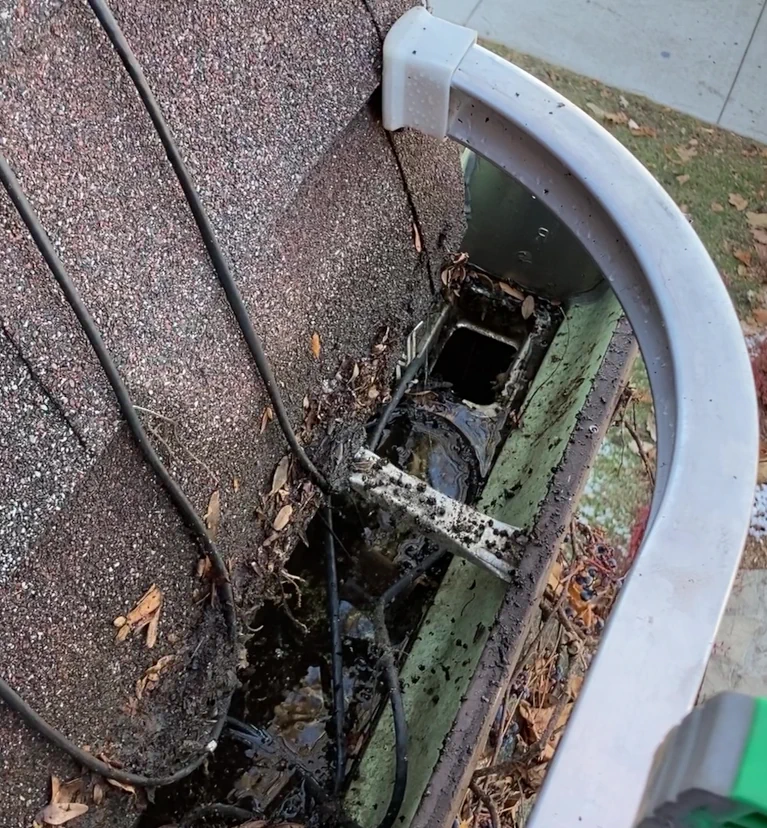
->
[431,0,767,142]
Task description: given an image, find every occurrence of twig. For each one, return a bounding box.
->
[470,782,501,828]
[623,418,655,485]
[136,405,219,485]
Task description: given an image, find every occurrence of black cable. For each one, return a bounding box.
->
[179,803,258,827]
[324,504,347,795]
[86,0,329,493]
[0,152,236,788]
[381,548,446,606]
[371,603,409,828]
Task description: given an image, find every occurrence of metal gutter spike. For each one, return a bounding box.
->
[350,449,521,583]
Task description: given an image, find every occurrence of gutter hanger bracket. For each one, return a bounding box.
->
[382,7,476,138]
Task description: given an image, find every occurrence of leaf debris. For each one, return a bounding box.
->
[35,777,88,826]
[729,193,749,211]
[270,456,290,497]
[273,504,293,531]
[204,489,221,540]
[311,332,321,360]
[114,584,163,649]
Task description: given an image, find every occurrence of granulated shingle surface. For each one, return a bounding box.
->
[0,1,466,824]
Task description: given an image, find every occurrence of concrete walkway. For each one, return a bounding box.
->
[431,0,767,142]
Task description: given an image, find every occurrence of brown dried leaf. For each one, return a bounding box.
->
[412,222,422,253]
[676,174,690,185]
[759,441,767,485]
[350,362,360,383]
[233,477,241,493]
[124,585,162,632]
[197,556,212,580]
[604,110,628,125]
[546,560,563,594]
[92,784,104,807]
[260,405,274,434]
[499,281,525,301]
[628,121,657,137]
[747,212,767,229]
[752,308,767,325]
[521,295,535,320]
[204,490,221,540]
[675,144,697,163]
[567,673,584,698]
[734,249,752,267]
[729,193,749,211]
[311,332,321,359]
[136,655,175,700]
[270,456,290,496]
[585,102,606,120]
[273,504,293,532]
[105,779,135,795]
[751,228,767,246]
[711,201,724,213]
[116,624,131,642]
[36,777,89,825]
[146,610,160,649]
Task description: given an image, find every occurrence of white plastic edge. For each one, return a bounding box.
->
[383,14,759,828]
[382,7,476,138]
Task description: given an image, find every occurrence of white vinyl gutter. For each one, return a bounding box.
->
[382,9,758,827]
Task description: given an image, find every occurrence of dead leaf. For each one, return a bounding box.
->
[585,102,606,120]
[310,332,321,359]
[105,779,135,795]
[729,193,749,211]
[711,201,724,213]
[546,560,563,594]
[629,124,657,137]
[412,222,422,253]
[747,212,767,229]
[273,504,293,532]
[204,490,221,540]
[233,477,241,493]
[676,174,690,185]
[136,655,175,700]
[734,249,753,267]
[125,585,162,629]
[36,777,89,826]
[260,406,274,434]
[567,674,584,698]
[604,110,628,125]
[145,609,160,649]
[367,385,380,400]
[499,281,525,301]
[521,295,535,320]
[270,456,290,496]
[116,585,163,648]
[675,144,697,163]
[759,441,767,485]
[752,308,767,325]
[92,784,104,806]
[585,102,627,125]
[751,228,767,246]
[197,556,212,580]
[350,362,360,382]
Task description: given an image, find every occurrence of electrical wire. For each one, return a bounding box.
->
[323,504,347,795]
[86,0,329,493]
[0,152,236,788]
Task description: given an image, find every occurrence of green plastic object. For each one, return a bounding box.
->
[635,693,767,828]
